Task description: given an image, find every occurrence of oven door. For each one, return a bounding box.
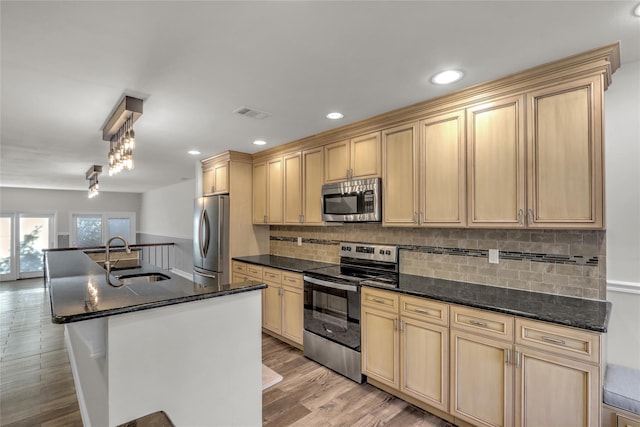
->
[303,276,361,351]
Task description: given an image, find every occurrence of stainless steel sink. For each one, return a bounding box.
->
[116,273,170,285]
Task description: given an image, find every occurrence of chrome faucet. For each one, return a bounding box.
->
[104,235,131,274]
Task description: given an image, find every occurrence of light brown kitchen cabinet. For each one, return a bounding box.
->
[202,160,229,195]
[324,131,381,182]
[450,328,514,427]
[526,75,604,228]
[280,273,304,345]
[252,157,283,224]
[467,95,526,227]
[420,110,466,227]
[362,288,449,412]
[283,148,325,225]
[382,112,466,228]
[381,122,418,226]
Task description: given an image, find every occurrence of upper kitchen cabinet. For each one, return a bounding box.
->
[526,76,604,228]
[467,95,526,228]
[381,111,467,228]
[382,122,418,226]
[252,157,284,224]
[283,148,325,225]
[420,110,466,227]
[325,131,381,182]
[202,157,229,195]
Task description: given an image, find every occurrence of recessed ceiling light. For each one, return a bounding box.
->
[253,140,267,146]
[431,70,464,85]
[188,150,201,155]
[326,112,344,120]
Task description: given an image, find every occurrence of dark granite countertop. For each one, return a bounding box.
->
[364,274,611,333]
[233,254,611,333]
[46,250,266,324]
[232,255,336,273]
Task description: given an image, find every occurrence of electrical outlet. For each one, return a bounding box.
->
[297,237,302,246]
[489,249,499,264]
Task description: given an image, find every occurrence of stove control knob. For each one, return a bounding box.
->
[385,250,391,255]
[379,249,384,255]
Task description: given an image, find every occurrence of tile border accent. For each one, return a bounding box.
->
[269,236,599,266]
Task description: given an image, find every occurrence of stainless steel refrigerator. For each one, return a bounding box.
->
[193,195,229,286]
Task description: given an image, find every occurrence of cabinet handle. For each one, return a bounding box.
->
[419,211,424,224]
[413,212,418,223]
[278,287,283,296]
[414,308,432,315]
[515,350,521,368]
[399,320,404,333]
[372,298,386,304]
[264,215,268,224]
[506,349,511,365]
[518,209,524,224]
[468,319,488,328]
[300,214,305,223]
[541,335,566,346]
[393,319,398,331]
[527,209,533,225]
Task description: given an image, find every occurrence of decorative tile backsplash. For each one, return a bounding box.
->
[269,225,606,300]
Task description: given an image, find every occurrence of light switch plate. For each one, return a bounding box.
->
[489,249,499,264]
[297,237,302,246]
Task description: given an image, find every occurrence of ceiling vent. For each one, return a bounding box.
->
[233,106,272,120]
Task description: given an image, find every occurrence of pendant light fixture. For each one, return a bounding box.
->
[101,95,143,176]
[86,165,102,198]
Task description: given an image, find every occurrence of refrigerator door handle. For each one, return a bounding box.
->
[198,207,206,260]
[217,200,224,272]
[202,209,211,258]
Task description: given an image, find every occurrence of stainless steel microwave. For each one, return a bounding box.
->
[321,177,381,222]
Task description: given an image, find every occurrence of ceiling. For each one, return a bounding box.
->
[1,1,638,194]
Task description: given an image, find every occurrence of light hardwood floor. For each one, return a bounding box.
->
[1,278,454,427]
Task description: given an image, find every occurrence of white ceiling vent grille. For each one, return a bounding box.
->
[233,106,272,120]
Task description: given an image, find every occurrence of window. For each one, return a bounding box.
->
[71,212,136,247]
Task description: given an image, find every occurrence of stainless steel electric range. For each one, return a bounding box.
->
[302,242,398,383]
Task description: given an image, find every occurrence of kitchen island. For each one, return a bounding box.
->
[45,250,266,427]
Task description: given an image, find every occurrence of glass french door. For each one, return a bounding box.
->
[71,212,136,248]
[0,213,55,281]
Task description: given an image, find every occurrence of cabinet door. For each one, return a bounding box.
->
[281,284,303,345]
[351,131,381,178]
[361,307,399,389]
[400,316,449,412]
[324,140,350,182]
[212,162,229,194]
[467,96,526,227]
[450,329,514,427]
[262,282,282,334]
[252,162,267,224]
[202,168,215,196]
[527,76,603,228]
[284,153,302,224]
[515,346,600,427]
[302,147,325,225]
[382,123,418,226]
[420,110,466,227]
[267,157,284,224]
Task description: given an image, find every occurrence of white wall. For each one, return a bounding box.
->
[0,187,141,235]
[604,59,640,370]
[139,179,195,239]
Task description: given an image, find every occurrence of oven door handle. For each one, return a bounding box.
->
[303,276,359,293]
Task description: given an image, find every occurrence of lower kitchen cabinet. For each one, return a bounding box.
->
[233,263,303,348]
[362,287,449,412]
[361,288,603,427]
[450,329,514,427]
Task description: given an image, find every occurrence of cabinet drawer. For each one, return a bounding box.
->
[282,272,302,289]
[232,262,247,275]
[450,305,514,342]
[263,268,282,283]
[400,295,448,326]
[515,318,600,364]
[618,415,640,427]
[246,264,263,280]
[362,287,398,312]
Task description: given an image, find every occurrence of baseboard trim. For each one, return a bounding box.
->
[607,280,640,295]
